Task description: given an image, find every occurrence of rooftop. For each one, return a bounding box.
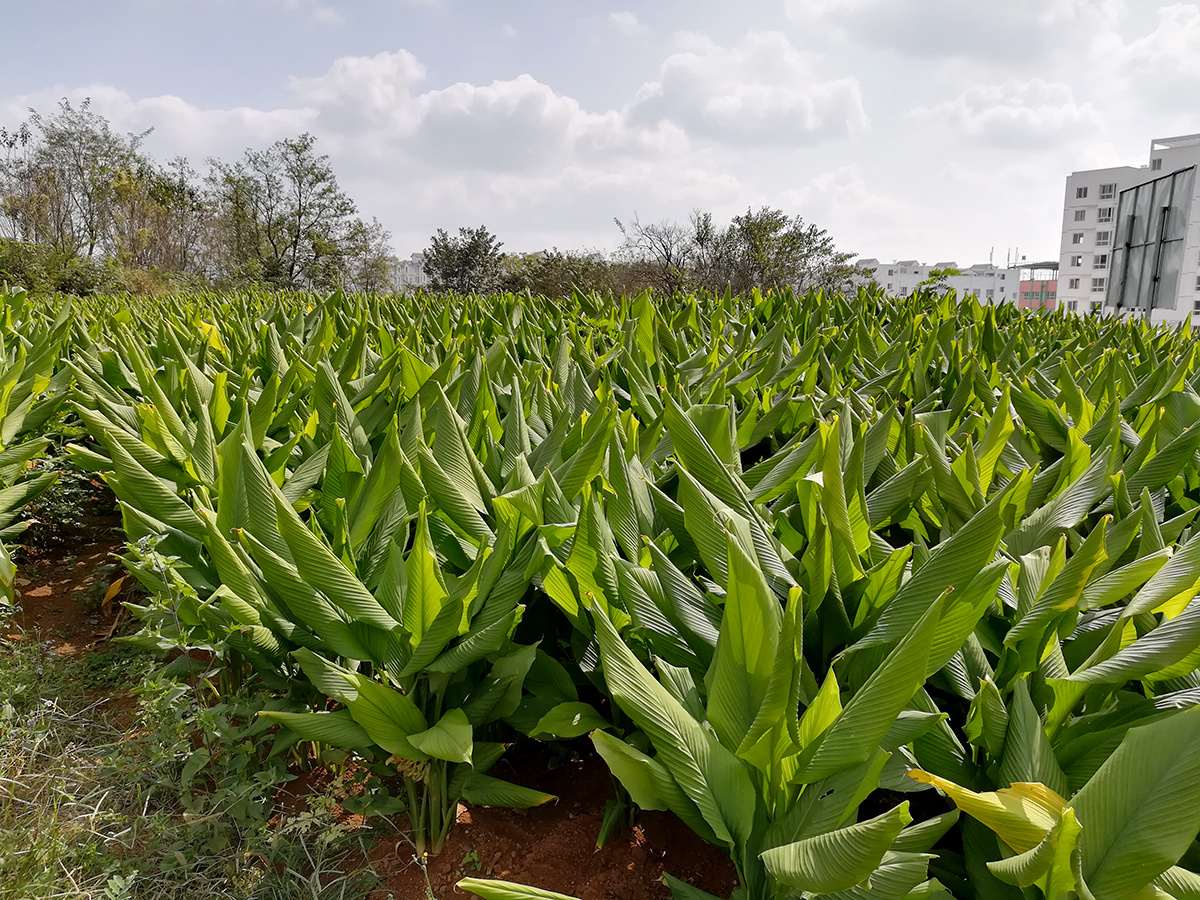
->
[1151,134,1200,151]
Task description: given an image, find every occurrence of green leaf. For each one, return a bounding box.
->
[272,494,400,632]
[988,807,1083,900]
[531,702,610,739]
[661,873,726,900]
[259,710,373,749]
[859,472,1028,649]
[457,878,581,900]
[798,594,944,782]
[1072,705,1200,898]
[458,773,556,808]
[409,708,473,764]
[760,802,912,894]
[593,607,755,848]
[705,533,783,750]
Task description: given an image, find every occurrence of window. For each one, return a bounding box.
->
[1076,186,1089,198]
[1098,207,1114,223]
[1096,230,1111,247]
[1194,298,1200,312]
[1094,254,1109,269]
[1074,209,1087,222]
[1110,165,1196,312]
[1196,275,1200,291]
[1070,255,1083,266]
[1069,277,1081,289]
[986,289,994,298]
[1000,274,1006,279]
[1048,291,1056,298]
[887,269,894,276]
[1100,183,1117,199]
[1092,277,1107,292]
[1151,158,1163,171]
[1068,300,1078,311]
[887,283,893,290]
[1072,232,1084,244]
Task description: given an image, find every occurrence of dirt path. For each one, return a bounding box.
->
[9,537,126,654]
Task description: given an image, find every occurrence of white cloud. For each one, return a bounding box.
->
[779,167,923,258]
[629,32,867,145]
[500,23,517,40]
[610,11,649,37]
[1106,4,1200,106]
[287,53,687,172]
[910,79,1105,147]
[291,50,426,135]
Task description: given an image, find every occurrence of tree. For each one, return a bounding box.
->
[501,248,616,298]
[614,206,860,296]
[207,133,359,289]
[918,267,961,292]
[423,226,504,294]
[109,156,209,275]
[341,217,399,294]
[613,214,695,295]
[0,98,150,258]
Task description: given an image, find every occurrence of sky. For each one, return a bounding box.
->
[2,0,1198,265]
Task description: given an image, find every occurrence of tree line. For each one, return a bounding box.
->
[0,100,393,295]
[1,99,862,298]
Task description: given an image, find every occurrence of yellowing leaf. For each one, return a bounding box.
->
[907,769,1065,853]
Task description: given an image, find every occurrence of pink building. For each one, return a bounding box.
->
[1015,262,1059,310]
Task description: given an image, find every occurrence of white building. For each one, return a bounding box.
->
[856,259,1021,303]
[394,252,430,291]
[1058,134,1200,323]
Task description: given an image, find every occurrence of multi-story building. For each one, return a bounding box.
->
[1015,262,1059,311]
[1058,134,1200,322]
[855,259,1020,303]
[394,252,430,291]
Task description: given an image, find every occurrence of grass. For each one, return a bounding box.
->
[0,616,384,899]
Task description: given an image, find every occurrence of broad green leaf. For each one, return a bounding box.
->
[1072,705,1200,898]
[593,608,755,848]
[799,595,944,782]
[458,773,555,808]
[760,802,912,894]
[409,708,473,764]
[259,709,372,749]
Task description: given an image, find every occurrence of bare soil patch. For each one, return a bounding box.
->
[371,746,738,900]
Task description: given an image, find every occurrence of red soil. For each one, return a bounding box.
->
[8,536,126,655]
[369,748,738,900]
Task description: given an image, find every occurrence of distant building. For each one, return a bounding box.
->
[1015,261,1059,311]
[394,252,430,291]
[1058,133,1200,322]
[855,259,1020,303]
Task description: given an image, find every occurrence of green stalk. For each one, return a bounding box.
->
[433,761,454,854]
[404,775,426,857]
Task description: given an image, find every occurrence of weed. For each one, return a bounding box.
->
[458,845,482,877]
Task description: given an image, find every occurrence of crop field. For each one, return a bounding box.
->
[6,284,1200,899]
